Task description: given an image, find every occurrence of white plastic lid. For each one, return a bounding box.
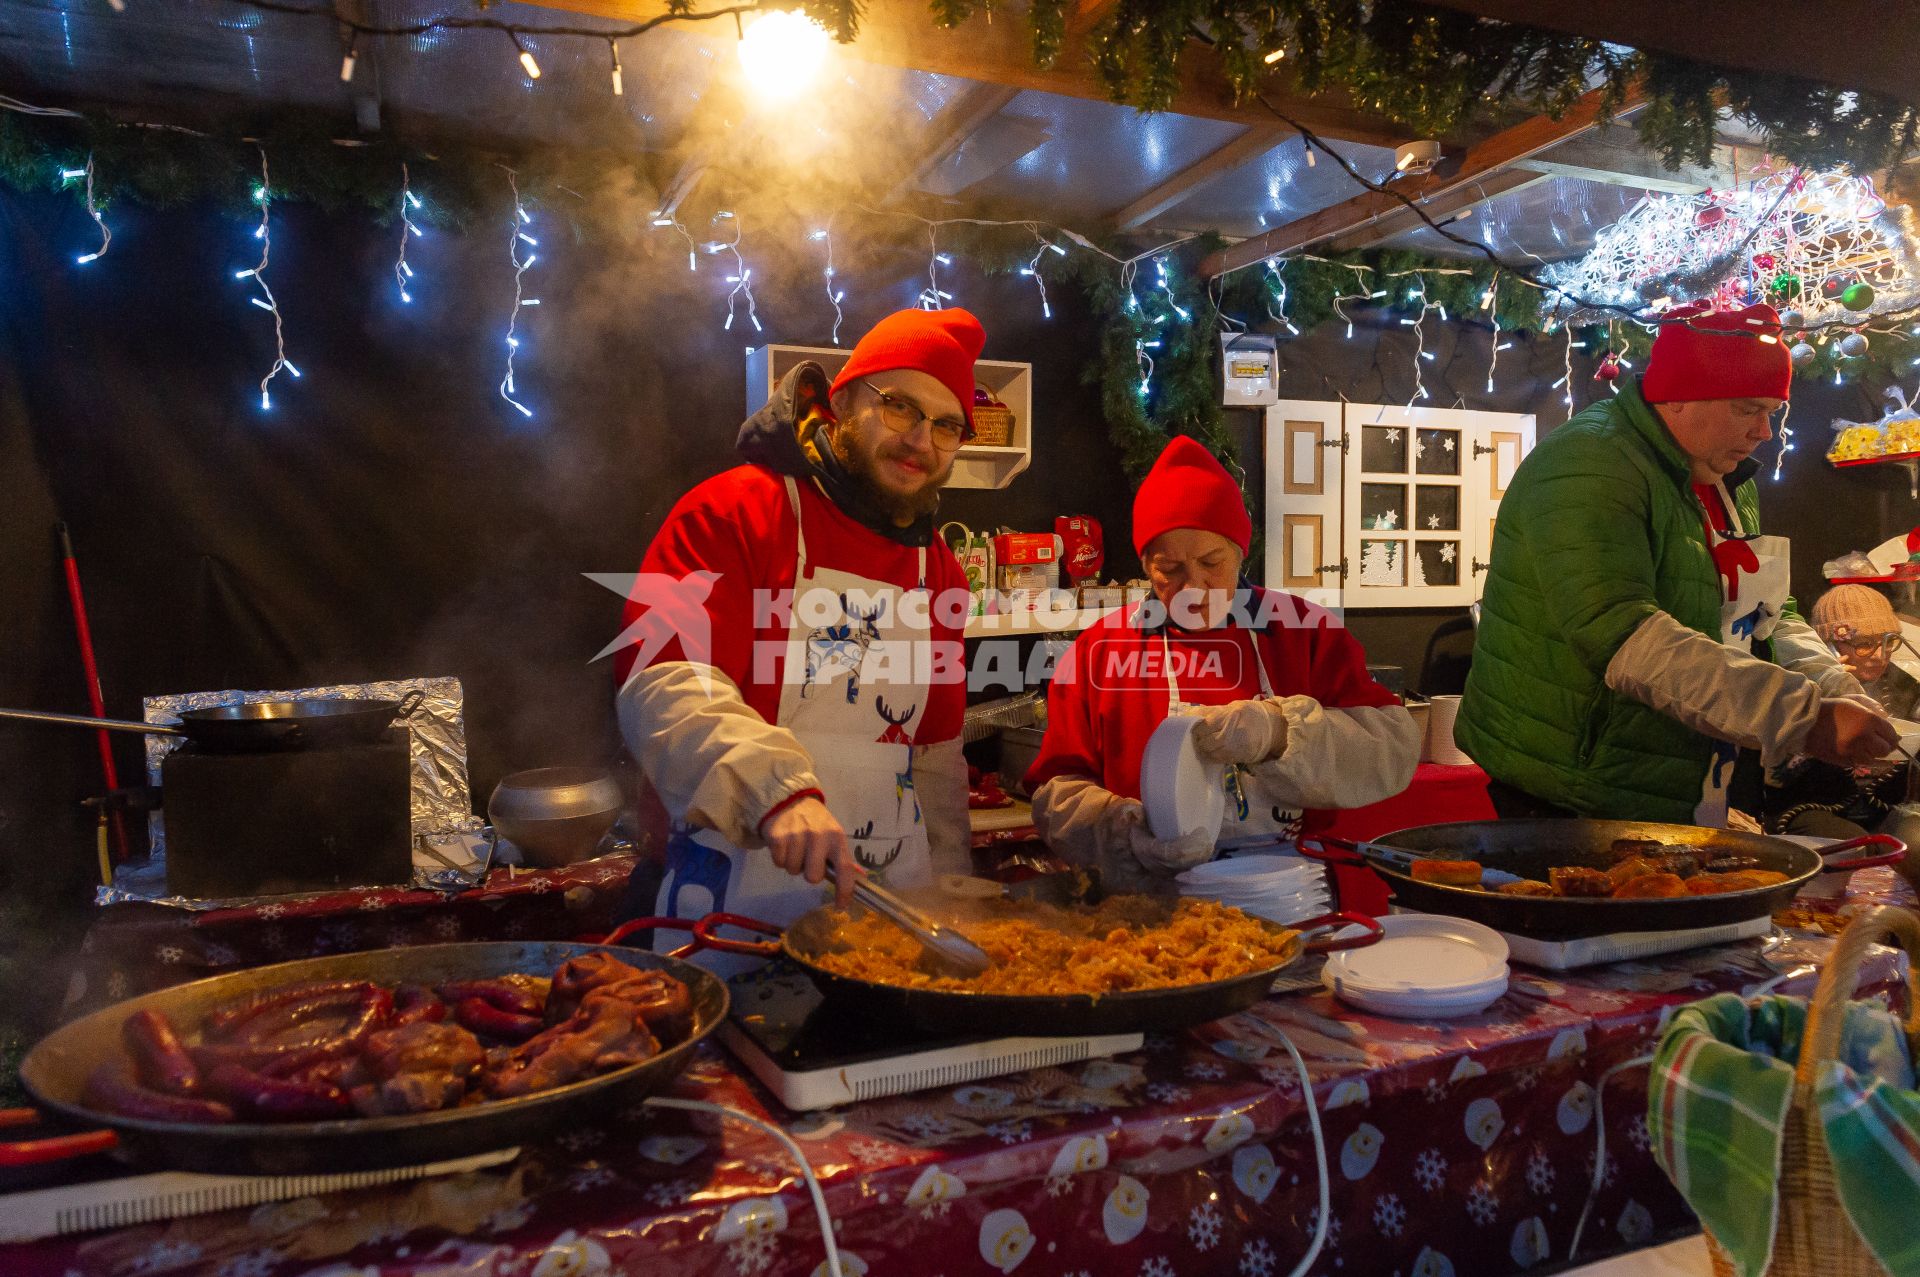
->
[1321,913,1510,996]
[1140,716,1225,844]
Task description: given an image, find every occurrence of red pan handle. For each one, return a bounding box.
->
[1296,836,1368,867]
[1293,910,1385,953]
[1814,833,1906,873]
[0,1108,119,1167]
[588,917,702,960]
[691,913,786,958]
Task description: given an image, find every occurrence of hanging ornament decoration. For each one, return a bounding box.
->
[1838,332,1870,358]
[1594,352,1623,382]
[1789,341,1818,366]
[1546,168,1920,329]
[1781,308,1806,330]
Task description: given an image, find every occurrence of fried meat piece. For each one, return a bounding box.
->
[1610,872,1687,899]
[350,1020,485,1117]
[547,953,692,1043]
[1548,866,1613,897]
[1409,859,1482,887]
[1495,879,1555,897]
[1687,870,1790,895]
[484,997,660,1099]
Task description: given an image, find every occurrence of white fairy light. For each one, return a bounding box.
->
[812,223,845,344]
[393,161,421,304]
[1772,401,1795,481]
[235,148,297,410]
[607,39,624,96]
[1019,236,1060,320]
[1263,258,1301,335]
[339,33,358,82]
[1156,257,1191,321]
[919,229,951,309]
[499,168,536,419]
[510,31,541,79]
[650,211,699,272]
[707,209,761,333]
[62,153,110,264]
[1559,326,1575,412]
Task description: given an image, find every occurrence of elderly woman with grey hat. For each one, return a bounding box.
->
[1762,584,1920,847]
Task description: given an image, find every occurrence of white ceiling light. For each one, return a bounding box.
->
[738,9,832,102]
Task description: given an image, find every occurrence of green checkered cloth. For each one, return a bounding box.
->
[1650,992,1920,1277]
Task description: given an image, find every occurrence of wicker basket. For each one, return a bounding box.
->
[1705,905,1920,1277]
[971,391,1015,447]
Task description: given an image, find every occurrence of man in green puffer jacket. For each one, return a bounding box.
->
[1457,302,1896,825]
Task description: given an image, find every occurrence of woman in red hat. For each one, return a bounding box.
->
[1025,436,1421,891]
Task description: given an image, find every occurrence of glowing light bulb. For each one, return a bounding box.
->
[1263,48,1285,64]
[738,10,831,102]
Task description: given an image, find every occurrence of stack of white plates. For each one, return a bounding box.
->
[1321,914,1510,1018]
[1176,853,1330,926]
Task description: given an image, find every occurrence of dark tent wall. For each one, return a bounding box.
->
[0,183,1905,923]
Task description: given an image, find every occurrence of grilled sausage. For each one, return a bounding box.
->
[203,1062,354,1121]
[84,1061,234,1124]
[121,1009,200,1096]
[453,997,545,1042]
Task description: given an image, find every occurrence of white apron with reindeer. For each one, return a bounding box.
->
[653,476,934,971]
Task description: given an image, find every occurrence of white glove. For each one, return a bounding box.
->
[1031,775,1217,892]
[1109,798,1218,871]
[1188,699,1290,766]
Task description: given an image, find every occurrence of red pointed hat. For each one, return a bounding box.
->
[829,308,987,427]
[1132,435,1252,556]
[1641,300,1792,404]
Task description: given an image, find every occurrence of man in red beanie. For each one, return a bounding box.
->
[611,309,984,954]
[1458,301,1894,826]
[1025,436,1420,891]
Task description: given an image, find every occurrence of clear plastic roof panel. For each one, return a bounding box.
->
[1377,176,1647,263]
[1151,134,1404,237]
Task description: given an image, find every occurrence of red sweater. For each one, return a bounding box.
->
[615,465,968,745]
[1025,589,1399,830]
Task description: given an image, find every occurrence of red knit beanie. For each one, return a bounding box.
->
[1641,301,1792,404]
[829,308,987,428]
[1132,436,1252,556]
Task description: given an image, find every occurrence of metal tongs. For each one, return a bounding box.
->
[826,862,993,977]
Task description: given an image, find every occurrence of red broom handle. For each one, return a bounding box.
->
[56,522,129,863]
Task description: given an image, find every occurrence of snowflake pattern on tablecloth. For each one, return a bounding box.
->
[1146,1082,1191,1103]
[557,1128,604,1153]
[155,945,185,965]
[728,1232,778,1276]
[1045,1174,1075,1198]
[358,895,390,911]
[1585,1149,1619,1189]
[1144,1033,1179,1053]
[987,1120,1033,1145]
[1186,1061,1226,1080]
[527,877,554,894]
[643,1178,700,1207]
[845,1138,896,1167]
[106,970,129,999]
[1512,1066,1543,1091]
[1255,1061,1302,1093]
[429,915,462,939]
[1414,1148,1448,1193]
[129,1240,205,1272]
[1373,1193,1406,1238]
[504,917,532,939]
[568,1166,618,1192]
[1423,1078,1447,1104]
[1303,1206,1343,1250]
[1527,1150,1556,1195]
[1241,1237,1277,1277]
[900,1112,956,1141]
[255,903,287,919]
[1626,1115,1651,1152]
[215,1250,282,1277]
[203,943,239,966]
[1140,1258,1176,1277]
[1466,1180,1498,1226]
[1189,1202,1222,1250]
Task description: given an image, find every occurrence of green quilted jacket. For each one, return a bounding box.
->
[1457,380,1785,821]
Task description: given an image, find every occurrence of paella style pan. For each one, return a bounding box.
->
[0,690,425,752]
[1302,820,1904,939]
[9,941,727,1175]
[618,897,1383,1038]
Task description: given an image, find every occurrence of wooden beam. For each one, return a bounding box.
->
[1201,86,1639,276]
[1110,125,1291,230]
[886,82,1023,204]
[1326,167,1551,250]
[516,0,1430,150]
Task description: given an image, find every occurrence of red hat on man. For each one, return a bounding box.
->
[1132,436,1252,556]
[829,308,987,429]
[1641,300,1792,404]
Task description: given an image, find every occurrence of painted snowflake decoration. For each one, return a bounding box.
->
[156,945,186,965]
[357,895,390,911]
[1443,437,1456,452]
[644,1178,700,1207]
[1440,544,1457,563]
[1385,428,1402,443]
[1626,1115,1651,1152]
[900,1112,956,1141]
[1373,1193,1407,1238]
[1303,1205,1343,1250]
[988,1119,1033,1145]
[1423,1077,1448,1104]
[845,1137,896,1167]
[1586,1149,1619,1189]
[1186,1061,1227,1081]
[1190,1202,1223,1251]
[429,914,462,939]
[1467,1180,1499,1227]
[568,1166,618,1192]
[1527,1150,1556,1196]
[1240,1237,1277,1277]
[1141,1258,1176,1277]
[1414,1147,1448,1193]
[1512,1066,1543,1091]
[1414,438,1427,458]
[1427,514,1442,529]
[1046,1173,1076,1198]
[557,1128,604,1153]
[728,1232,779,1276]
[1146,1082,1191,1103]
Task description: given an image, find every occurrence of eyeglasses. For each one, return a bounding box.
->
[1833,633,1903,657]
[860,380,972,452]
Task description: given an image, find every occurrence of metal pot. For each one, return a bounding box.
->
[489,767,623,868]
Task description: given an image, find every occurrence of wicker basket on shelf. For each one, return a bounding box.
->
[1705,905,1920,1277]
[970,389,1015,447]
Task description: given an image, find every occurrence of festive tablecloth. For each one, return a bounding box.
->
[62,856,639,1016]
[16,869,1913,1277]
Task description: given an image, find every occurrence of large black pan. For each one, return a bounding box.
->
[1301,820,1904,939]
[622,901,1383,1038]
[6,941,727,1175]
[0,690,424,752]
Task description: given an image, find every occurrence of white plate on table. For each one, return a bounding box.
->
[1140,715,1225,844]
[1323,913,1510,1018]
